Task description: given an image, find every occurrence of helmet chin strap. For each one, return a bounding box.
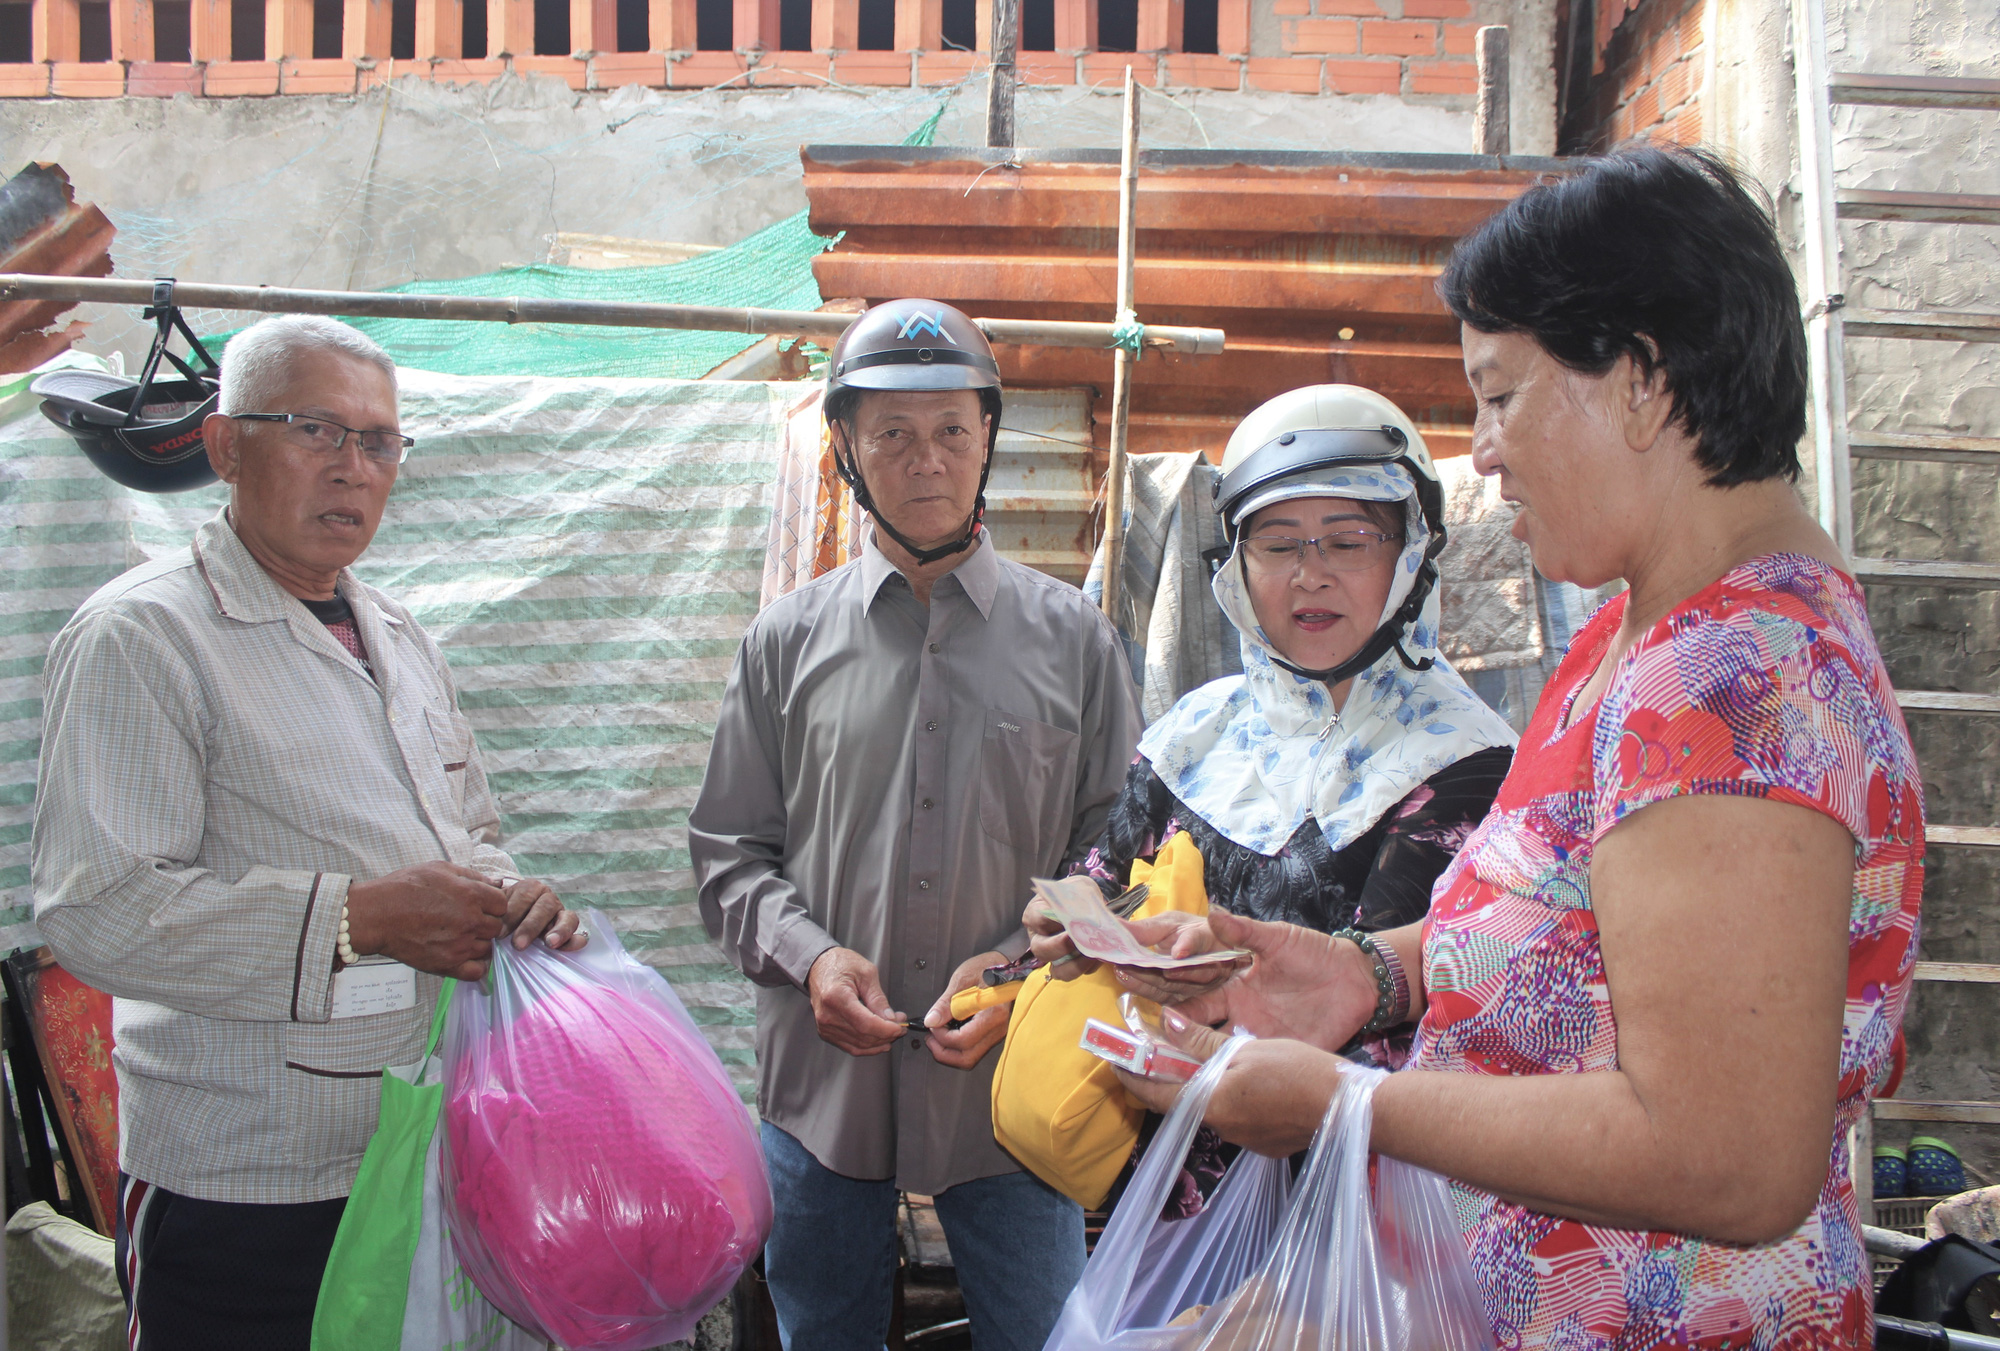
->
[1263,556,1441,687]
[831,423,996,567]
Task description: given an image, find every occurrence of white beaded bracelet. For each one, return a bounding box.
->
[337,904,359,967]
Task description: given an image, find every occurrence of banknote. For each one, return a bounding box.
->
[1030,875,1248,971]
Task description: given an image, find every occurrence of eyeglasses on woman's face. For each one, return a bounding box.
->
[1241,530,1402,576]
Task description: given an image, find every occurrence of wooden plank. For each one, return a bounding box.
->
[1897,690,2000,715]
[1914,961,2000,983]
[414,0,460,56]
[1850,558,2000,588]
[1830,72,2000,109]
[1928,824,2000,848]
[1844,307,2000,343]
[34,0,83,62]
[110,0,153,59]
[1838,189,2000,226]
[1849,430,2000,465]
[1874,1099,2000,1126]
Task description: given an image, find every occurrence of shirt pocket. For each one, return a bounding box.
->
[424,705,476,817]
[978,709,1081,856]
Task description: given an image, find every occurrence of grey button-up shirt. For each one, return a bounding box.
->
[690,534,1142,1194]
[31,511,515,1204]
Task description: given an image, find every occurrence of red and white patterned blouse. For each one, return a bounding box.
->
[1412,552,1925,1350]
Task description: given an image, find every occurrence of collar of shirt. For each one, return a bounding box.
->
[857,527,1000,621]
[192,510,402,681]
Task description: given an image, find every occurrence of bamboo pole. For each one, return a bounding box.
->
[1100,65,1140,625]
[0,274,1226,356]
[986,0,1018,148]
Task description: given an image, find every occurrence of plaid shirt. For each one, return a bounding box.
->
[31,512,515,1204]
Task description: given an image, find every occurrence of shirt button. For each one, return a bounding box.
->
[926,721,939,731]
[918,880,932,891]
[910,1036,924,1050]
[915,958,928,969]
[921,798,934,810]
[928,642,941,654]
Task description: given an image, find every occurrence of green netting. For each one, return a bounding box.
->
[313,103,948,380]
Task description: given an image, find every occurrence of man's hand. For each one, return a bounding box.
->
[807,947,907,1057]
[1023,897,1094,980]
[501,878,587,951]
[345,862,509,981]
[923,950,1010,1070]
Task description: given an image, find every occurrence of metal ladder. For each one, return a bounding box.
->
[1789,0,2000,1222]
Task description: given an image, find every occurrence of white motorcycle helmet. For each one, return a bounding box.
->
[1211,384,1447,685]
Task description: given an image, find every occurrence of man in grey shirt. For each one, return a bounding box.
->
[691,300,1142,1351]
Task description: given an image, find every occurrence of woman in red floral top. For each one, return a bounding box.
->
[1090,143,1925,1350]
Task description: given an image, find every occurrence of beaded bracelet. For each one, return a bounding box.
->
[1331,927,1411,1036]
[337,904,359,968]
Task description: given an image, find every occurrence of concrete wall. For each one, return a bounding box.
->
[2,56,1556,366]
[1823,0,2000,1186]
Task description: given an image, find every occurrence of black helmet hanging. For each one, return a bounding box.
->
[34,279,221,494]
[824,298,1003,565]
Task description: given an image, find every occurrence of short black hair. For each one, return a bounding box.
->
[1439,142,1808,487]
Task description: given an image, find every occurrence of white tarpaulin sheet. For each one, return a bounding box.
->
[0,362,799,1099]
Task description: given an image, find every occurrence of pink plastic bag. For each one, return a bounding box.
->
[440,910,772,1351]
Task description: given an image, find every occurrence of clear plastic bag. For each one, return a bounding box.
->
[440,910,772,1351]
[1046,1036,1495,1351]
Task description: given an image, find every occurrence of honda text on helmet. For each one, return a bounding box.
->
[33,285,222,494]
[824,298,1003,565]
[1213,384,1446,686]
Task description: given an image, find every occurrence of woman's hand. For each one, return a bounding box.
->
[1114,1012,1346,1157]
[1103,912,1247,1003]
[1024,895,1095,980]
[1145,910,1385,1053]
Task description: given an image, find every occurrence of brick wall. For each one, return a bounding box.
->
[0,0,1501,98]
[1560,0,1704,151]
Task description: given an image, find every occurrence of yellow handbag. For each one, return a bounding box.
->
[989,833,1209,1210]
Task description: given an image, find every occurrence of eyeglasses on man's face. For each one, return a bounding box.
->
[232,413,414,466]
[1241,530,1403,575]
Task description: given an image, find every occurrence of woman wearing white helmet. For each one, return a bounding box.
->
[1027,383,1516,1202]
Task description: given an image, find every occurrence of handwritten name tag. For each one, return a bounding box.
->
[331,958,417,1020]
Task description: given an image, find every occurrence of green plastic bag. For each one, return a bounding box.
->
[311,987,454,1350]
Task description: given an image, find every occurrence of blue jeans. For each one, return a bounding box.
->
[760,1122,1086,1351]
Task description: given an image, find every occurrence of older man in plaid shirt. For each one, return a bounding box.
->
[31,315,583,1350]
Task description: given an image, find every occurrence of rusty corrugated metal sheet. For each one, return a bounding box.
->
[0,162,116,376]
[802,146,1568,462]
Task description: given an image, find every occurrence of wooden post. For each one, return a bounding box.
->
[1101,65,1140,626]
[343,0,394,55]
[414,0,462,55]
[814,0,857,49]
[733,0,777,49]
[111,0,156,60]
[986,0,1017,146]
[487,0,533,54]
[1474,25,1510,155]
[265,0,315,56]
[34,0,84,60]
[894,0,938,51]
[648,0,694,48]
[570,0,613,50]
[1135,0,1180,52]
[189,0,232,59]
